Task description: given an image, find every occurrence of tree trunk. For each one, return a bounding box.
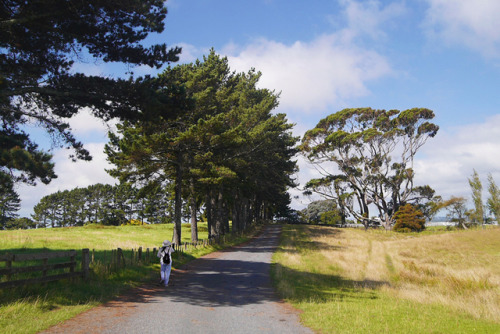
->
[172,160,183,245]
[190,181,198,242]
[232,193,241,233]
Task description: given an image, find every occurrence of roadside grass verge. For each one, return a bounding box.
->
[0,223,259,334]
[271,225,500,334]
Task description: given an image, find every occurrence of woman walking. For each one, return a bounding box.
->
[157,240,175,287]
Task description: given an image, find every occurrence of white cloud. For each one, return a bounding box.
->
[176,43,209,64]
[424,0,500,58]
[67,107,117,139]
[18,110,118,217]
[340,0,406,40]
[223,1,406,115]
[16,143,116,217]
[414,114,500,203]
[225,34,392,113]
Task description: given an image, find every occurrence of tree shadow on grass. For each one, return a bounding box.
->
[271,262,389,305]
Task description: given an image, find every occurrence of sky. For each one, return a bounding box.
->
[16,0,500,217]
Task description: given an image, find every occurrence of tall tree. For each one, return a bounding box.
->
[0,179,20,229]
[487,173,500,223]
[1,0,180,187]
[468,169,484,226]
[106,51,298,242]
[300,108,439,229]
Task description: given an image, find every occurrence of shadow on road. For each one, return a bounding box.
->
[146,225,282,307]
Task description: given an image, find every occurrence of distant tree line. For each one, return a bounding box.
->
[31,183,173,228]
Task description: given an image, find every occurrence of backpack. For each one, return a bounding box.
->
[162,246,171,264]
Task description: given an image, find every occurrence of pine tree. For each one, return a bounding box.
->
[1,0,180,187]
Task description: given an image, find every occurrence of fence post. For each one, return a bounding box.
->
[138,247,142,263]
[82,249,90,280]
[6,255,12,281]
[117,248,125,268]
[70,252,75,275]
[42,258,48,278]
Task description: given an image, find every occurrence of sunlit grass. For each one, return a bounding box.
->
[0,222,258,334]
[271,225,500,333]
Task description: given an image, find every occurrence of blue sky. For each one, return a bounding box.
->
[17,0,500,216]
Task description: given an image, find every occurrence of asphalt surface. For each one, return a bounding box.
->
[41,225,314,334]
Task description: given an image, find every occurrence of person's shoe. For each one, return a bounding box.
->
[158,279,164,285]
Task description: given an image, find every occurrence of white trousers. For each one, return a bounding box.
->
[160,263,172,286]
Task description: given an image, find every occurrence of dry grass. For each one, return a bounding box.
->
[301,226,500,323]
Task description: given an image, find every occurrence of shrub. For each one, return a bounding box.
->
[122,219,145,226]
[393,204,426,232]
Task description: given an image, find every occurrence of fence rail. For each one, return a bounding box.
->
[0,249,90,288]
[1,231,248,288]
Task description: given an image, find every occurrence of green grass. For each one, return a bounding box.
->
[0,223,258,334]
[271,225,500,334]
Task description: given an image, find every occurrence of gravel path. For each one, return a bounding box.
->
[41,225,313,334]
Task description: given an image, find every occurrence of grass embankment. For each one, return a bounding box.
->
[0,223,257,334]
[271,225,500,334]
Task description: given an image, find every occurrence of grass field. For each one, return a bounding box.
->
[0,223,255,334]
[271,225,500,334]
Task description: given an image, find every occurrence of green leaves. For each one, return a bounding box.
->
[106,50,298,238]
[300,107,439,229]
[1,0,181,186]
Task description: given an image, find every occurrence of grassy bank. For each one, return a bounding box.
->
[271,225,500,333]
[0,223,257,334]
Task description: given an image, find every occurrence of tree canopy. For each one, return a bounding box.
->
[106,51,298,243]
[300,107,439,229]
[1,0,180,187]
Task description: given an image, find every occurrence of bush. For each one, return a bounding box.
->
[393,204,426,232]
[121,219,145,226]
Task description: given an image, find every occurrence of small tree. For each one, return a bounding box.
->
[0,181,21,229]
[301,199,340,224]
[393,204,426,232]
[487,173,500,223]
[468,169,484,226]
[444,196,469,229]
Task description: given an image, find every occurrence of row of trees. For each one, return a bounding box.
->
[443,170,500,229]
[106,51,298,244]
[31,183,174,228]
[1,3,298,238]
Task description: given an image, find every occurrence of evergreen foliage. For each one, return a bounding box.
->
[487,173,500,223]
[0,179,20,229]
[468,169,484,225]
[300,199,342,224]
[106,50,298,243]
[393,203,426,232]
[300,107,439,230]
[31,183,172,227]
[1,0,180,188]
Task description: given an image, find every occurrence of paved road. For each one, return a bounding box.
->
[42,225,313,334]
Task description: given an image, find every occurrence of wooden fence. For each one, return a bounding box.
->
[90,236,231,269]
[0,249,90,288]
[0,233,241,287]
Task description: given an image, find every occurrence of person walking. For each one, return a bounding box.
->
[157,240,174,287]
